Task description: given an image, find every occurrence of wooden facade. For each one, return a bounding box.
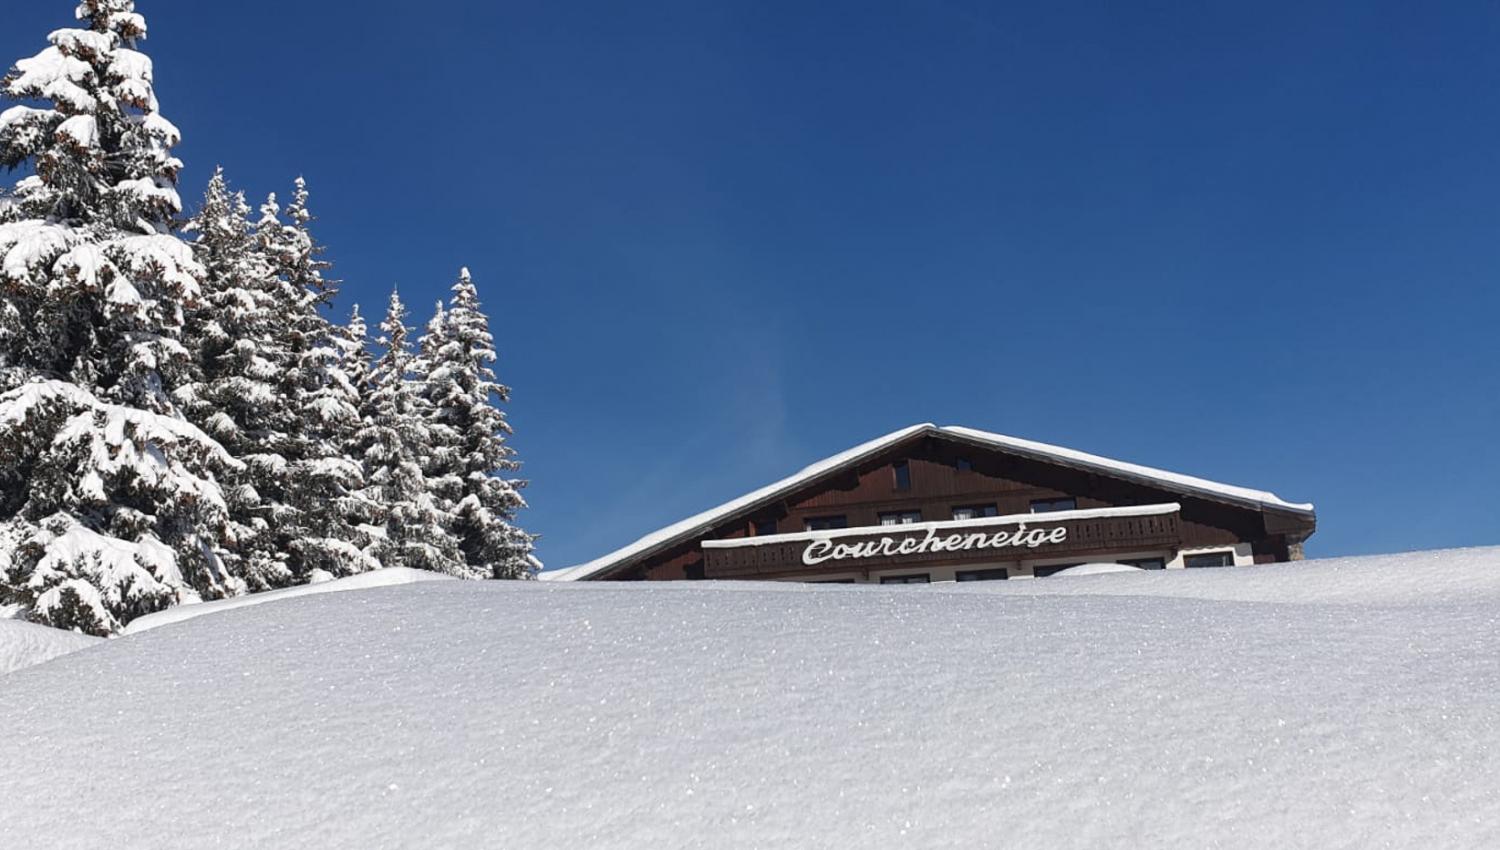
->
[557,427,1316,583]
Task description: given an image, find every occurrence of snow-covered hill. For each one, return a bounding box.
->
[2,548,1498,848]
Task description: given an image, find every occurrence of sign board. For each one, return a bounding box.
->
[802,523,1068,566]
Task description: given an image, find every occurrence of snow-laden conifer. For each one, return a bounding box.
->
[0,1,241,633]
[176,171,298,590]
[0,1,193,411]
[273,177,336,304]
[417,268,536,578]
[344,305,373,398]
[281,297,378,579]
[252,182,379,578]
[354,292,469,576]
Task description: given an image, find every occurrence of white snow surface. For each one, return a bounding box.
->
[546,423,1312,581]
[121,567,455,634]
[2,547,1498,848]
[1049,561,1144,576]
[0,619,100,675]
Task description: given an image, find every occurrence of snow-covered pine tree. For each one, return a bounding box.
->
[354,291,469,576]
[344,304,374,402]
[176,170,299,591]
[0,1,242,634]
[280,292,377,579]
[279,177,336,305]
[416,298,460,502]
[245,183,375,581]
[417,268,536,579]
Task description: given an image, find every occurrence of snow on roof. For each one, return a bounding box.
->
[938,425,1315,516]
[542,423,1314,582]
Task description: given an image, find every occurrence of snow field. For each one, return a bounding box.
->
[2,547,1497,848]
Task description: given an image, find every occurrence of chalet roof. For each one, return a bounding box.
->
[541,424,1315,582]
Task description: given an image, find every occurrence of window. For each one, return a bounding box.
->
[879,573,930,584]
[810,578,856,584]
[893,461,911,491]
[878,510,923,526]
[952,504,999,521]
[1030,497,1077,513]
[955,457,973,473]
[1184,551,1235,568]
[1032,563,1081,578]
[753,519,778,536]
[1120,557,1166,570]
[956,568,1008,582]
[684,564,706,580]
[804,515,848,531]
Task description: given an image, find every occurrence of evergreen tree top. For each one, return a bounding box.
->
[253,179,336,303]
[347,303,366,336]
[451,266,482,308]
[189,168,252,250]
[368,290,419,414]
[1,0,181,231]
[77,1,148,44]
[286,177,312,227]
[379,291,409,354]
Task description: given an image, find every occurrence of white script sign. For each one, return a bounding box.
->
[801,523,1068,566]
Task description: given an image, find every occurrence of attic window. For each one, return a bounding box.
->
[893,461,911,491]
[955,458,973,473]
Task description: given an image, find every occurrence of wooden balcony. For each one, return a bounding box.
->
[702,505,1183,579]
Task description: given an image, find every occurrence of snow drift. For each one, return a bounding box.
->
[1,547,1498,848]
[121,566,455,634]
[0,619,100,675]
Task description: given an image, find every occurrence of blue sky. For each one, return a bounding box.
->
[8,1,1500,566]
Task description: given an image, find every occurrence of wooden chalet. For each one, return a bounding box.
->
[543,424,1316,584]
